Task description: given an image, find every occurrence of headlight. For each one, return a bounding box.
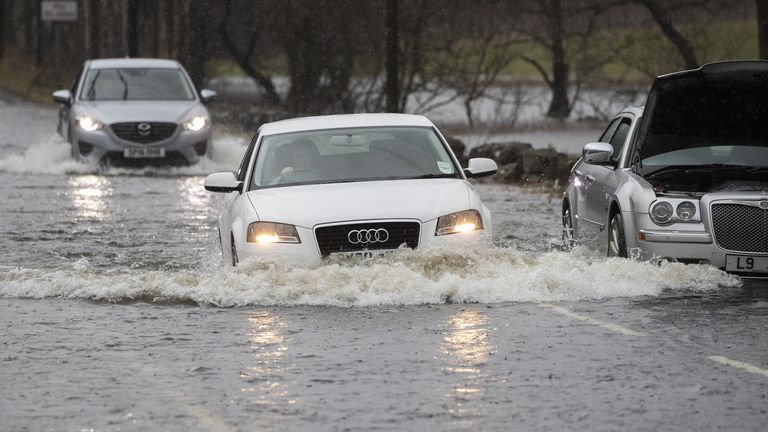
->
[247,222,300,244]
[75,116,102,131]
[435,210,483,236]
[676,201,696,221]
[183,116,208,131]
[650,201,674,225]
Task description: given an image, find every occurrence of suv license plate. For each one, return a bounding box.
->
[726,255,768,273]
[124,147,165,158]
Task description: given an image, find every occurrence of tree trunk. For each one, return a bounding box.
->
[758,0,768,59]
[186,0,208,88]
[0,0,6,61]
[90,0,100,58]
[637,0,698,69]
[384,0,400,113]
[127,0,139,57]
[547,0,570,119]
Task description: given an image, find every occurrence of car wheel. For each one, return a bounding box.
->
[562,206,575,250]
[607,212,628,258]
[230,235,239,267]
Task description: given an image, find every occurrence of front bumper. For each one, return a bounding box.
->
[72,124,211,165]
[624,193,768,276]
[235,219,491,267]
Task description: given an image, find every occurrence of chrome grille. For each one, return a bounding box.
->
[711,203,768,253]
[315,222,420,258]
[111,122,177,144]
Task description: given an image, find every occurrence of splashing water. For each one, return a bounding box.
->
[0,244,741,307]
[0,133,248,176]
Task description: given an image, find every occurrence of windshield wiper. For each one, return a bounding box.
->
[408,173,458,179]
[116,70,129,100]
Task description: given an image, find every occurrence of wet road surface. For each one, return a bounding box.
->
[1,93,767,431]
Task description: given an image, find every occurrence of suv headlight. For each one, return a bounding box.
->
[435,210,483,236]
[183,116,208,131]
[247,222,301,244]
[75,116,103,131]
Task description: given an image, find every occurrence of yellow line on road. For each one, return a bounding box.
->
[538,303,647,337]
[707,355,768,378]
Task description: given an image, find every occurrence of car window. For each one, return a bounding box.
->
[250,126,459,189]
[598,119,621,143]
[608,118,632,162]
[79,68,195,101]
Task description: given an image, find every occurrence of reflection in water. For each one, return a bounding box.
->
[440,309,492,425]
[68,175,112,220]
[177,176,216,243]
[241,311,296,426]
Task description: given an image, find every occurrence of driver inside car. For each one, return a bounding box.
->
[272,138,325,184]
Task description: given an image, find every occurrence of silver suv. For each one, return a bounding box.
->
[563,60,768,277]
[52,58,216,165]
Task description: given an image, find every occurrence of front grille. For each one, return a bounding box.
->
[711,203,768,253]
[111,122,177,144]
[315,221,420,257]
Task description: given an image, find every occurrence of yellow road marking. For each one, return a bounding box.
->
[538,303,647,337]
[707,355,768,378]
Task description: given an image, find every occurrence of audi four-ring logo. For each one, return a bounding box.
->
[348,228,389,244]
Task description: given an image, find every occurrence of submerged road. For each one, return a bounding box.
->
[0,93,766,431]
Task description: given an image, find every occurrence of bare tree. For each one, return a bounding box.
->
[384,0,400,113]
[758,0,768,59]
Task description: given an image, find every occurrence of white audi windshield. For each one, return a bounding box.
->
[250,127,460,188]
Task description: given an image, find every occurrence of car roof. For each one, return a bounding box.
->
[259,113,435,136]
[87,58,182,69]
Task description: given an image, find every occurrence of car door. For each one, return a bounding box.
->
[573,118,620,243]
[584,115,634,249]
[60,66,84,140]
[222,135,258,243]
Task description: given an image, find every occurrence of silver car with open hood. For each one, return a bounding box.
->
[563,60,768,277]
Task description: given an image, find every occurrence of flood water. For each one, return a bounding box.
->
[1,93,766,432]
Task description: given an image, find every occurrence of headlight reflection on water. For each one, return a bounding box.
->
[241,311,297,413]
[440,309,493,424]
[68,175,112,221]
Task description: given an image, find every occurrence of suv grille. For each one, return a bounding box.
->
[111,122,177,144]
[315,222,420,258]
[711,203,768,253]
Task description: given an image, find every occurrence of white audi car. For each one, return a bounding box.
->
[204,114,497,266]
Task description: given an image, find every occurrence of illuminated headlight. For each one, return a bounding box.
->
[75,116,103,131]
[435,210,483,236]
[247,222,300,244]
[676,201,696,221]
[650,201,674,225]
[183,116,208,131]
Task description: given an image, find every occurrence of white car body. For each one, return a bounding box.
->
[205,113,497,266]
[52,58,216,165]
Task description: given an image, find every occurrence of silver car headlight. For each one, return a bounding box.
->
[183,116,208,131]
[435,210,483,236]
[650,199,700,225]
[75,116,103,132]
[247,222,301,244]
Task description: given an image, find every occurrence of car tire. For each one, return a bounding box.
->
[562,206,575,250]
[230,235,239,267]
[608,212,628,258]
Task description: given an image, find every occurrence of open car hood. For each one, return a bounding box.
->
[634,60,768,165]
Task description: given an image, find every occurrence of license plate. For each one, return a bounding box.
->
[726,255,768,273]
[332,250,395,260]
[124,146,165,158]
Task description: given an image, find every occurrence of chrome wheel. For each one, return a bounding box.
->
[607,213,627,258]
[231,236,239,267]
[562,207,575,250]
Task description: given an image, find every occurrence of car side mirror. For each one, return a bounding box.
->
[464,158,498,178]
[582,142,614,165]
[200,89,217,103]
[204,172,242,193]
[52,89,71,105]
